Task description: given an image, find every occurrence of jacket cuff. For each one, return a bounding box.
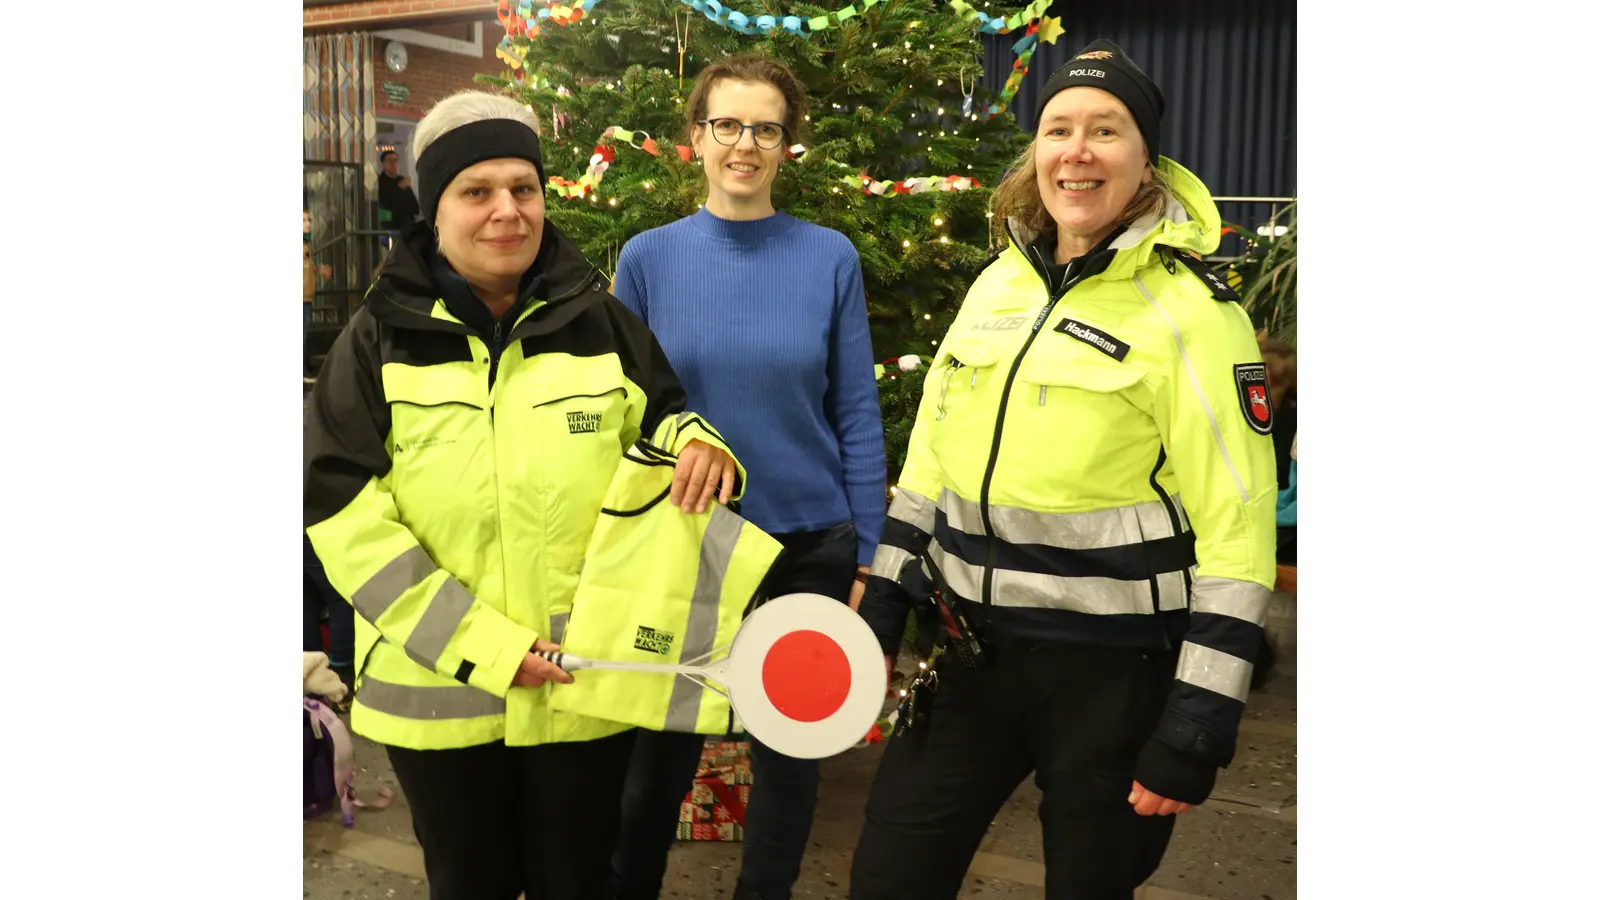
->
[658,414,746,501]
[858,578,909,656]
[468,621,539,698]
[1134,737,1219,806]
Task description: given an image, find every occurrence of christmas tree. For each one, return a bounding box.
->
[483,0,1055,479]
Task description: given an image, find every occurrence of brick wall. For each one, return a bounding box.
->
[304,0,499,31]
[373,31,510,118]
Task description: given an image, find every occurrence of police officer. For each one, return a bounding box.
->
[851,40,1278,900]
[304,90,740,900]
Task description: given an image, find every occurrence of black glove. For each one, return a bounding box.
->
[1133,737,1218,806]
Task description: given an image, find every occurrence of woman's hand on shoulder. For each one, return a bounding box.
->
[671,439,736,514]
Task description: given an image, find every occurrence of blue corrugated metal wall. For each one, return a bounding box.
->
[982,0,1295,249]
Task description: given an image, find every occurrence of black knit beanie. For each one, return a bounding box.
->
[415,118,546,225]
[1033,39,1165,164]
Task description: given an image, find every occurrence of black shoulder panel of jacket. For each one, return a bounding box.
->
[1173,253,1241,302]
[305,306,393,529]
[515,289,687,441]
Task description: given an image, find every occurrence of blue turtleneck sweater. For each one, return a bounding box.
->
[612,208,886,565]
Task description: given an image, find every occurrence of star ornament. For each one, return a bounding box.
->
[1038,16,1065,45]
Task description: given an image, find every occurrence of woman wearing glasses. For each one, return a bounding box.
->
[606,54,886,900]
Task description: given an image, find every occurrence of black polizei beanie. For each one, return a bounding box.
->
[415,118,546,226]
[1033,39,1165,164]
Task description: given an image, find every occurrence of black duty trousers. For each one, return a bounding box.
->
[387,729,637,900]
[850,642,1182,900]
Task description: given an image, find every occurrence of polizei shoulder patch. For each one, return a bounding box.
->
[1234,363,1274,434]
[1175,254,1241,302]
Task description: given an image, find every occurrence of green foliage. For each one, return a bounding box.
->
[1223,203,1297,347]
[478,0,1032,360]
[874,362,926,486]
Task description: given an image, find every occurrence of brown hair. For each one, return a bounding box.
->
[683,54,809,147]
[989,139,1172,241]
[1259,338,1297,397]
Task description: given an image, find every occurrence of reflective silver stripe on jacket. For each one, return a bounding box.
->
[870,545,915,582]
[405,580,474,671]
[549,611,569,644]
[1176,643,1252,703]
[1190,576,1270,626]
[929,542,1153,616]
[663,504,743,732]
[351,545,437,622]
[351,545,477,674]
[355,675,505,720]
[888,488,937,534]
[940,490,1189,549]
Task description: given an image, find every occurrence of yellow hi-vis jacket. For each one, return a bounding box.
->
[304,223,745,751]
[548,441,783,734]
[858,159,1277,775]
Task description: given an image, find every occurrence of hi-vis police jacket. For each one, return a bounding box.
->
[304,223,744,752]
[549,441,783,735]
[859,159,1277,772]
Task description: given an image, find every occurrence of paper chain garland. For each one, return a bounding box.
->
[669,0,1060,117]
[547,125,665,199]
[851,172,978,196]
[946,0,1062,115]
[676,0,880,38]
[495,0,603,69]
[494,0,1063,115]
[541,122,977,202]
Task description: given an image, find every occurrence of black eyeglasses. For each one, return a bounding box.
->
[697,118,787,150]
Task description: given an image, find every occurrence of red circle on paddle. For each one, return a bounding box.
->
[760,629,852,723]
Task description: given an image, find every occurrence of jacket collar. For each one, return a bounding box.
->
[1003,157,1223,283]
[365,220,600,334]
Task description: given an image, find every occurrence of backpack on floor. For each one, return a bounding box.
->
[304,696,391,826]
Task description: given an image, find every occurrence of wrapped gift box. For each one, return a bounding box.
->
[677,737,752,842]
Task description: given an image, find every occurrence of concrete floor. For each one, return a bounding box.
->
[305,593,1296,900]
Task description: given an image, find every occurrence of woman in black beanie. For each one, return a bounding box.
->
[303,90,741,900]
[851,40,1279,899]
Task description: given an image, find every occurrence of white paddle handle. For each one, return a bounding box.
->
[534,649,719,678]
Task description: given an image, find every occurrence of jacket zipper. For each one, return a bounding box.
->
[975,243,1085,609]
[488,320,505,397]
[1146,447,1184,650]
[935,359,965,420]
[487,271,602,408]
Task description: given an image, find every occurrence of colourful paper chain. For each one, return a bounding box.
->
[947,0,1050,36]
[677,0,886,38]
[496,0,604,68]
[946,1,1059,116]
[850,172,980,196]
[547,125,667,199]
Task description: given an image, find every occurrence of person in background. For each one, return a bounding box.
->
[378,149,421,231]
[303,531,355,697]
[304,209,333,371]
[1258,338,1296,492]
[607,54,887,900]
[852,39,1278,899]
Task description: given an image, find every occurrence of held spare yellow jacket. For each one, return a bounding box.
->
[304,222,744,751]
[859,159,1277,770]
[548,441,783,734]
